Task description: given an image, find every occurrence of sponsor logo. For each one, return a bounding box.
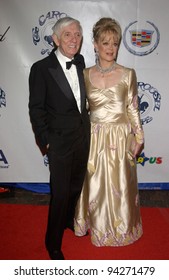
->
[44,155,49,166]
[138,82,161,125]
[0,87,6,118]
[0,87,6,108]
[137,152,162,166]
[32,11,67,55]
[0,26,10,42]
[137,82,162,167]
[0,150,9,168]
[123,21,160,56]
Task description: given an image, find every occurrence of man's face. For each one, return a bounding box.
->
[53,22,82,59]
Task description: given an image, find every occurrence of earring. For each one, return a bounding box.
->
[94,48,99,64]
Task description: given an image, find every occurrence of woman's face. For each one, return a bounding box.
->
[94,31,119,62]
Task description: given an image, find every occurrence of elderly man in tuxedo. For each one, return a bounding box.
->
[29,17,90,260]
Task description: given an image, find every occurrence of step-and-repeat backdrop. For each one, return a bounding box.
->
[0,0,169,192]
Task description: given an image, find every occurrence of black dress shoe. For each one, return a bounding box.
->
[48,250,65,260]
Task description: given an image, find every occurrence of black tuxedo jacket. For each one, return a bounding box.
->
[29,49,90,156]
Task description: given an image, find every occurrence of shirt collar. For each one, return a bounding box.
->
[55,49,73,70]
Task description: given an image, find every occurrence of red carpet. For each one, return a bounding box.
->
[0,204,169,260]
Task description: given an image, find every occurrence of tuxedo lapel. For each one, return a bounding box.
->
[48,51,86,111]
[48,52,76,104]
[49,67,76,104]
[74,53,86,112]
[76,66,86,112]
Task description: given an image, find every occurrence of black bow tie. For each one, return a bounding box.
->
[66,56,82,69]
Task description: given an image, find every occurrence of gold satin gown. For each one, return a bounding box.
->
[75,67,144,246]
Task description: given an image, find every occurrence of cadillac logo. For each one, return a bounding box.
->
[123,21,160,56]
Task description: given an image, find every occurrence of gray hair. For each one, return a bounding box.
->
[52,16,83,38]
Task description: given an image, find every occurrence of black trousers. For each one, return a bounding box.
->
[45,138,89,252]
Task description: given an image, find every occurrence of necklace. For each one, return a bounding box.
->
[96,60,116,75]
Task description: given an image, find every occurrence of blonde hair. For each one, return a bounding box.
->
[93,17,122,44]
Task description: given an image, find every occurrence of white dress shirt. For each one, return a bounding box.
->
[55,49,81,112]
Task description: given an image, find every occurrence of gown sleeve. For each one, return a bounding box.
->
[127,69,144,144]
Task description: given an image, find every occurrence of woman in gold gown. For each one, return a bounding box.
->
[74,17,144,247]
